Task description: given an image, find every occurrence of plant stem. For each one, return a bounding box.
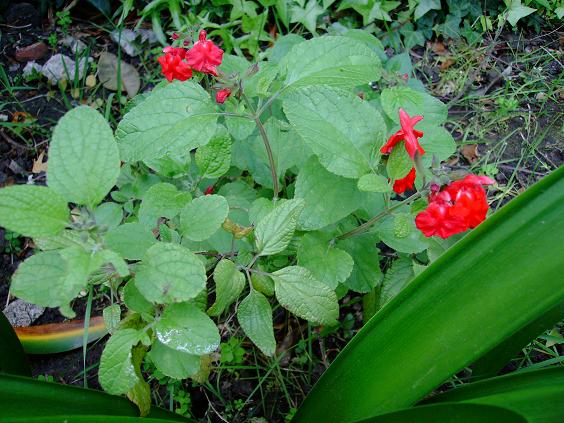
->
[335,191,424,242]
[241,93,280,199]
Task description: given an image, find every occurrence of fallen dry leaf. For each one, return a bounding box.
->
[461,144,479,163]
[32,151,48,173]
[430,41,448,55]
[97,52,140,97]
[439,58,456,70]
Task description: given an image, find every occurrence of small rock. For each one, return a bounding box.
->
[41,54,91,83]
[22,61,43,77]
[3,299,45,327]
[15,41,48,62]
[110,28,158,56]
[9,63,20,72]
[61,35,88,55]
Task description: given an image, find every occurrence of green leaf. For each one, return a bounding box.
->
[47,106,120,207]
[356,403,526,423]
[378,258,414,309]
[144,150,191,178]
[155,303,220,355]
[251,269,275,296]
[418,123,457,166]
[507,0,536,27]
[148,341,200,380]
[386,142,413,180]
[294,166,564,423]
[426,368,564,422]
[414,0,441,20]
[295,157,364,230]
[297,233,354,289]
[283,86,385,178]
[116,81,217,163]
[207,259,245,316]
[0,185,68,238]
[195,128,232,179]
[104,222,156,260]
[135,243,206,304]
[139,183,191,228]
[377,213,428,254]
[237,289,276,356]
[337,233,382,293]
[255,198,305,256]
[98,328,140,395]
[126,345,150,417]
[10,250,86,308]
[290,0,324,34]
[272,266,339,325]
[93,203,123,229]
[281,36,382,90]
[180,195,229,242]
[357,174,390,193]
[380,86,447,125]
[103,304,121,334]
[122,280,154,319]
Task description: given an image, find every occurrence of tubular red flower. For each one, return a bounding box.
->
[380,108,425,159]
[393,167,416,194]
[204,185,214,195]
[215,88,232,104]
[186,30,223,76]
[158,47,192,82]
[415,174,494,238]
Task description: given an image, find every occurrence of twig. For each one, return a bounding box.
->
[0,130,34,151]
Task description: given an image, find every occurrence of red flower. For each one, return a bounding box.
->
[393,167,416,194]
[186,30,223,76]
[171,33,179,40]
[157,47,192,82]
[381,108,425,159]
[415,174,494,239]
[215,88,232,104]
[204,185,214,195]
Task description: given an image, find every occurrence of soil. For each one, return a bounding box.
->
[0,2,562,422]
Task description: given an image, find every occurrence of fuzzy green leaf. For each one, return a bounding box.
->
[380,86,447,125]
[139,183,191,228]
[148,340,200,380]
[98,328,140,395]
[155,303,220,355]
[207,259,245,316]
[47,106,120,207]
[255,198,305,256]
[104,222,156,260]
[195,128,232,179]
[0,185,68,238]
[357,174,391,193]
[272,266,339,326]
[180,194,229,242]
[135,243,206,304]
[237,289,276,356]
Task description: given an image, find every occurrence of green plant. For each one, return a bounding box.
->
[294,165,564,422]
[220,337,247,365]
[56,10,72,35]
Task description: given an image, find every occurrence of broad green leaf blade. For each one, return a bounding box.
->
[377,258,414,309]
[377,213,428,254]
[48,106,120,207]
[356,403,526,423]
[148,341,200,380]
[295,157,364,231]
[127,345,150,417]
[507,0,536,27]
[237,289,276,356]
[471,301,564,380]
[94,203,123,229]
[116,81,217,162]
[135,243,206,304]
[139,183,191,229]
[338,233,382,293]
[179,194,229,242]
[283,86,385,178]
[358,174,390,193]
[195,127,232,179]
[272,266,338,326]
[294,166,564,423]
[208,259,245,316]
[103,304,121,334]
[98,328,140,395]
[254,198,304,256]
[386,142,412,180]
[0,374,188,421]
[155,303,220,355]
[297,233,354,289]
[0,185,68,238]
[0,311,30,377]
[425,368,564,422]
[122,280,154,319]
[104,223,156,260]
[380,86,447,125]
[281,36,381,89]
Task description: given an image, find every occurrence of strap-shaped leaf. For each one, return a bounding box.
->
[294,166,564,423]
[425,368,564,422]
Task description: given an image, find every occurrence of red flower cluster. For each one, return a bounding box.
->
[381,109,425,194]
[157,30,223,82]
[215,88,232,104]
[415,175,495,239]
